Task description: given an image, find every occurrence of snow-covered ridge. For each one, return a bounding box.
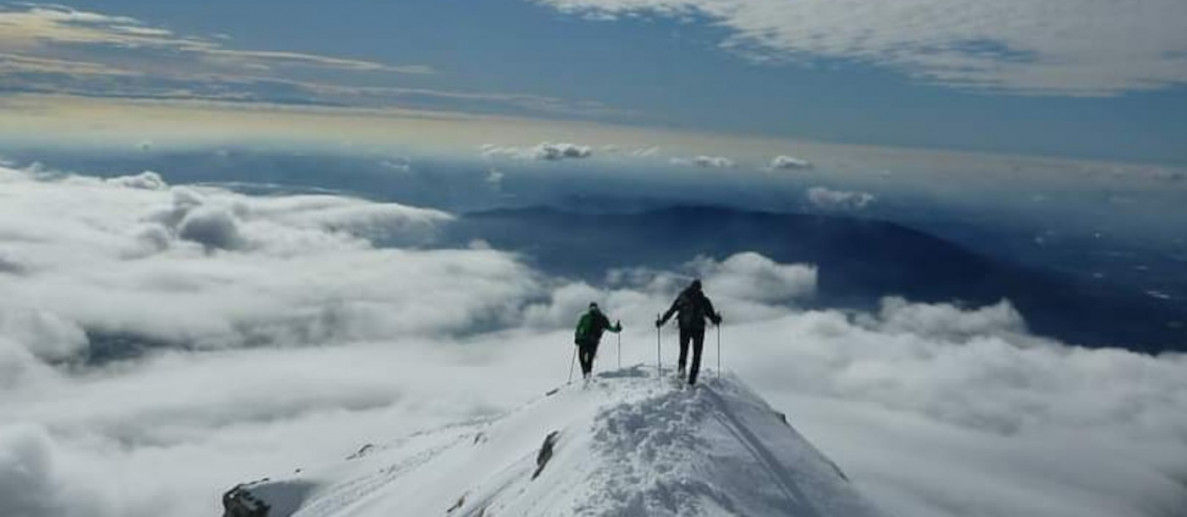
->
[223,366,882,516]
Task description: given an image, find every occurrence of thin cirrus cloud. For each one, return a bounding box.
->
[0,4,625,118]
[532,0,1187,96]
[0,4,410,108]
[0,4,428,74]
[0,162,1186,517]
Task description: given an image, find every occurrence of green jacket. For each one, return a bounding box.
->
[575,309,622,345]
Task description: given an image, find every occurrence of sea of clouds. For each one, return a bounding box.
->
[1,163,1185,517]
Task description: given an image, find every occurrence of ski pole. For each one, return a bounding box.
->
[656,313,662,379]
[567,345,577,384]
[717,318,722,379]
[617,331,622,370]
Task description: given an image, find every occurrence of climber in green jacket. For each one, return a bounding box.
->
[574,302,622,380]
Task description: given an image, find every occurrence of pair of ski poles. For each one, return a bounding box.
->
[568,331,625,384]
[655,313,724,380]
[568,317,723,384]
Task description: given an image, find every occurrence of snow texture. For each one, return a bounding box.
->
[232,366,881,517]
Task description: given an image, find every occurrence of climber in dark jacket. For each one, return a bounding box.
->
[656,279,721,385]
[575,302,622,379]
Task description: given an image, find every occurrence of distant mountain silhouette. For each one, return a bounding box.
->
[445,205,1185,352]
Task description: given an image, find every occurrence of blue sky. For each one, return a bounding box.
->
[2,0,1186,163]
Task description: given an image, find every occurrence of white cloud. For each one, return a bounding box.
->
[485,168,505,189]
[535,142,592,160]
[0,4,424,74]
[106,171,168,191]
[0,306,88,362]
[533,0,1187,96]
[691,252,817,307]
[378,158,412,172]
[768,155,813,171]
[631,146,660,158]
[806,186,876,211]
[0,164,479,349]
[177,205,245,251]
[669,155,734,168]
[1,162,1185,517]
[0,425,109,517]
[481,142,594,161]
[860,296,1031,343]
[708,299,1187,517]
[5,5,598,115]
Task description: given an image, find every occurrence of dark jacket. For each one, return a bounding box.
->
[660,286,720,331]
[575,309,621,345]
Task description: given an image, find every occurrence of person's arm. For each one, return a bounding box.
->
[597,312,620,334]
[657,296,680,326]
[704,296,722,325]
[610,318,623,333]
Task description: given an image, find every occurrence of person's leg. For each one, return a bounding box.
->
[678,328,691,374]
[689,329,705,385]
[578,342,593,377]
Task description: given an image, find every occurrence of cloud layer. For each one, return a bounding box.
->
[806,186,876,211]
[481,142,594,161]
[769,155,813,170]
[669,155,734,168]
[0,165,491,353]
[533,0,1187,95]
[1,163,1185,517]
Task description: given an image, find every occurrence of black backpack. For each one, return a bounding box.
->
[676,291,707,328]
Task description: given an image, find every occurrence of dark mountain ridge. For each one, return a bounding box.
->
[444,205,1185,352]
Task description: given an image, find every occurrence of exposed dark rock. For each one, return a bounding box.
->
[222,483,270,517]
[447,494,465,513]
[346,443,373,460]
[532,430,561,480]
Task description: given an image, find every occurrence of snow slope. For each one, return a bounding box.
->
[224,366,883,516]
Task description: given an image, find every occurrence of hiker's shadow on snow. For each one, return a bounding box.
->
[596,365,652,379]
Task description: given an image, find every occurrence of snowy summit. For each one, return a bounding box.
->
[223,366,882,516]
